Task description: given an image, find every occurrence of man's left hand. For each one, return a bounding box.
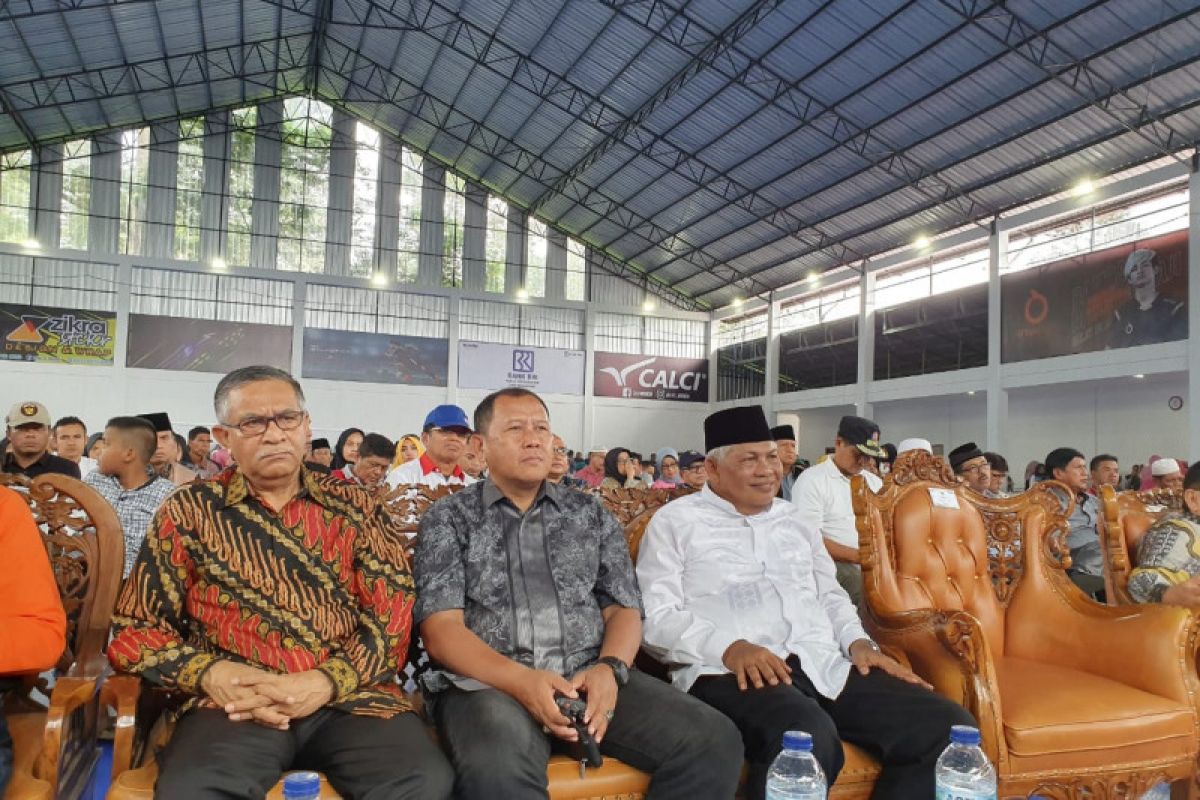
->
[227,670,335,722]
[569,664,618,743]
[848,639,932,690]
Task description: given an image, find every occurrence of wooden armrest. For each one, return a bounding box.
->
[867,608,1006,773]
[101,674,144,780]
[36,674,100,789]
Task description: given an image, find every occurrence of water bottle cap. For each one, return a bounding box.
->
[282,771,321,796]
[949,725,981,746]
[781,730,814,752]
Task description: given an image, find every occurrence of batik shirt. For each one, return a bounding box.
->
[1128,511,1200,603]
[108,467,416,718]
[414,479,642,692]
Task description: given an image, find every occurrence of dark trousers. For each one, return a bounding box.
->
[690,659,974,800]
[434,669,743,800]
[0,709,10,796]
[156,707,454,800]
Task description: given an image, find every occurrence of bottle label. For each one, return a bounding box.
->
[936,789,996,800]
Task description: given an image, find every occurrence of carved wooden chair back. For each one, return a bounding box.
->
[1098,485,1182,605]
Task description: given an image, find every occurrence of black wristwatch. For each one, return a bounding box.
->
[596,656,630,687]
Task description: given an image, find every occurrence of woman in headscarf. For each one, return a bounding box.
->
[600,447,635,490]
[651,447,681,488]
[332,428,365,471]
[392,434,424,469]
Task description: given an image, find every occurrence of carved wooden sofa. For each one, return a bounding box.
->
[1097,485,1183,606]
[104,482,654,800]
[852,451,1200,797]
[0,473,124,800]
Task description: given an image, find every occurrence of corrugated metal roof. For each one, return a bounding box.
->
[2,0,1199,310]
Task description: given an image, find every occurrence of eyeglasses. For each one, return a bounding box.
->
[222,410,306,437]
[553,447,569,456]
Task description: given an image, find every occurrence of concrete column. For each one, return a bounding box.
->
[200,110,230,264]
[854,268,876,418]
[324,108,355,276]
[506,206,526,294]
[33,143,62,247]
[375,137,401,280]
[986,222,1009,452]
[250,100,282,270]
[462,181,487,292]
[89,134,121,254]
[144,122,178,258]
[545,228,567,301]
[418,161,445,286]
[764,293,779,414]
[1188,158,1200,460]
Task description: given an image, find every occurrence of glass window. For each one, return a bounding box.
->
[279,97,332,273]
[443,172,465,287]
[226,106,256,266]
[0,149,32,244]
[60,139,91,250]
[350,122,379,278]
[485,194,507,293]
[566,237,586,302]
[526,216,547,298]
[174,117,205,261]
[397,147,422,283]
[118,127,150,255]
[777,282,860,333]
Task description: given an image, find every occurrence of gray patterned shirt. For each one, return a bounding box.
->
[84,470,177,576]
[414,478,642,693]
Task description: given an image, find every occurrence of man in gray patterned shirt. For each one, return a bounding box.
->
[84,416,176,576]
[415,387,742,800]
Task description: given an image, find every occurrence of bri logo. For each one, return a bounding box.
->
[512,349,535,373]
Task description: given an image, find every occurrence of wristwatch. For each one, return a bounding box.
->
[596,656,630,687]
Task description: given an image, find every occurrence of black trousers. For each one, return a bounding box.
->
[690,658,975,800]
[156,707,454,800]
[433,669,744,800]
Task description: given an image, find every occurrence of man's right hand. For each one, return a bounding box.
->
[508,668,578,740]
[200,660,291,730]
[1161,576,1200,607]
[721,640,792,691]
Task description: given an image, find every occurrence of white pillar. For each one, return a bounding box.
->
[446,294,460,406]
[854,268,875,418]
[583,306,597,449]
[986,222,1008,452]
[144,122,178,259]
[418,161,445,286]
[1188,157,1200,460]
[290,279,306,378]
[200,110,229,264]
[89,134,121,254]
[324,109,355,276]
[250,100,282,270]
[764,293,778,415]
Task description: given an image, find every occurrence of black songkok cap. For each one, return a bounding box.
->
[837,415,884,459]
[137,412,172,433]
[770,424,796,442]
[948,442,984,473]
[705,405,772,453]
[311,438,331,450]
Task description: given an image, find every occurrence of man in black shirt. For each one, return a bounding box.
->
[1109,249,1186,348]
[3,401,80,479]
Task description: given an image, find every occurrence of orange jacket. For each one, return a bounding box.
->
[0,486,66,674]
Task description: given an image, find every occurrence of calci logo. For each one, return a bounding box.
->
[595,353,707,402]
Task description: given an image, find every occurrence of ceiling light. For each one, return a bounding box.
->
[515,287,529,300]
[1133,373,1145,379]
[967,390,976,396]
[732,297,745,307]
[210,257,227,271]
[642,298,656,312]
[1072,178,1094,197]
[371,272,388,287]
[21,237,40,250]
[806,271,820,283]
[914,235,931,250]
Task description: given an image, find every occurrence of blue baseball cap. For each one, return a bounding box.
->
[423,404,471,433]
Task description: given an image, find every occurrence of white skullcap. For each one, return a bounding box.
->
[1151,458,1181,477]
[897,437,933,455]
[1124,249,1154,278]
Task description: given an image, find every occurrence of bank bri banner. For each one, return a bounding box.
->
[593,352,708,402]
[1,303,116,365]
[458,341,585,395]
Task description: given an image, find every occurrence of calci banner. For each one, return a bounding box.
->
[593,352,708,403]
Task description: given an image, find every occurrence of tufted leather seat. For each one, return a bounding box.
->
[852,451,1200,797]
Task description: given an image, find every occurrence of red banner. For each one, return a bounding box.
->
[593,352,708,402]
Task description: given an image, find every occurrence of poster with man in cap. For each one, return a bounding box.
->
[1108,248,1186,348]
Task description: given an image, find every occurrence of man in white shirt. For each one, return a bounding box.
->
[385,405,476,489]
[637,405,973,800]
[789,415,884,604]
[52,416,98,478]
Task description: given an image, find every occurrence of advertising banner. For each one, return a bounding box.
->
[1001,229,1187,362]
[303,328,449,385]
[127,315,292,373]
[457,341,585,395]
[593,352,708,402]
[1,303,116,365]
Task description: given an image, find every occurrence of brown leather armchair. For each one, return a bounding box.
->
[1098,485,1182,606]
[852,451,1200,797]
[1,473,124,800]
[105,484,653,800]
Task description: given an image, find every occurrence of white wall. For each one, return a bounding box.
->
[590,398,710,455]
[871,393,987,457]
[794,405,855,463]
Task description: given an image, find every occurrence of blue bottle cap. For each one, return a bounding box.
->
[949,725,981,746]
[782,730,814,752]
[283,771,321,797]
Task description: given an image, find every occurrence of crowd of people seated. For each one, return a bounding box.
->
[1,371,1198,799]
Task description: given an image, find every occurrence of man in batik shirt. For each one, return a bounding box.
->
[1129,462,1200,607]
[109,365,452,800]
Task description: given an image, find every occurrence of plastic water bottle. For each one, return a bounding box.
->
[282,771,321,800]
[1141,784,1170,800]
[936,725,997,800]
[765,730,827,799]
